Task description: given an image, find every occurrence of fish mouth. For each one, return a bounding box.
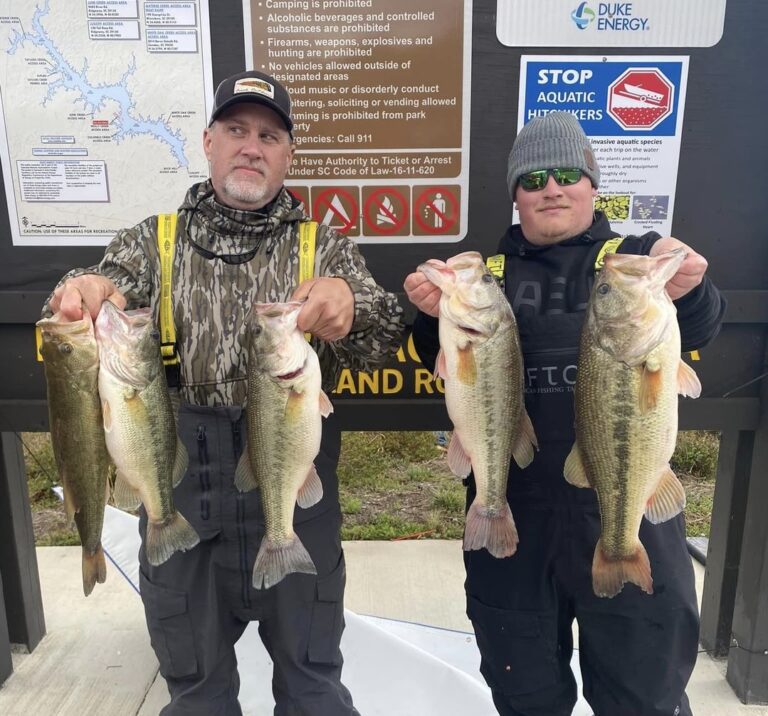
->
[459,325,483,336]
[277,367,304,381]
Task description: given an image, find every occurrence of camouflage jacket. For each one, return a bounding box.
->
[52,181,404,405]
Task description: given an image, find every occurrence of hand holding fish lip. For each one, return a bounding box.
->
[404,270,441,318]
[649,238,707,300]
[51,274,127,322]
[291,277,354,341]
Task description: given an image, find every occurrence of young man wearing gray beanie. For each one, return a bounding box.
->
[405,111,725,716]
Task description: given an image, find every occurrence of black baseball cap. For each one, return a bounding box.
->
[208,70,293,133]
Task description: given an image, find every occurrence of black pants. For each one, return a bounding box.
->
[138,404,358,716]
[464,486,698,716]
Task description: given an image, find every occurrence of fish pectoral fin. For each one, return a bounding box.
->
[435,348,448,380]
[447,432,472,478]
[639,363,663,413]
[564,443,592,488]
[318,390,334,418]
[297,465,323,509]
[592,538,653,598]
[512,410,538,469]
[112,473,142,511]
[457,344,477,385]
[645,465,686,524]
[677,359,702,398]
[172,438,189,488]
[234,450,259,492]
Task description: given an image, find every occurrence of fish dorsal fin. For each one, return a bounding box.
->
[677,359,702,398]
[645,465,686,524]
[234,449,258,492]
[297,465,323,509]
[318,390,334,418]
[512,410,538,469]
[447,432,471,478]
[564,442,591,488]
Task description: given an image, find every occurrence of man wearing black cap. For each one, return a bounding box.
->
[405,111,725,716]
[45,70,404,715]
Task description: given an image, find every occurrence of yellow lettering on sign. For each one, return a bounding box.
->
[335,369,356,395]
[382,369,403,394]
[359,371,379,393]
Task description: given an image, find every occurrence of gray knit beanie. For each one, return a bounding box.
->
[507,112,600,199]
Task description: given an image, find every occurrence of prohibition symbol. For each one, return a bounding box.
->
[607,68,674,130]
[414,186,459,235]
[312,187,358,234]
[363,188,409,236]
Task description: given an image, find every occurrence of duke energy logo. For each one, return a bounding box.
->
[571,3,650,31]
[571,2,595,29]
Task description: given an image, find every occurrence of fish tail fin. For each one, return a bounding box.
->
[145,511,200,566]
[463,501,519,558]
[252,534,317,590]
[592,538,653,598]
[82,543,107,597]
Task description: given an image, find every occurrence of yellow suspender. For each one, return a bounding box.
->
[486,254,505,281]
[594,237,624,272]
[298,220,317,285]
[157,213,179,366]
[299,221,318,340]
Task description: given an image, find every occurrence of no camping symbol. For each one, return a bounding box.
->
[607,68,674,130]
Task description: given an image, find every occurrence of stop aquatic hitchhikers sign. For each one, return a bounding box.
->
[607,68,674,130]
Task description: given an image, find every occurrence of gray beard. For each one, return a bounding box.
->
[222,174,270,208]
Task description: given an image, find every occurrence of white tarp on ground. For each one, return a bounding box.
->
[98,503,591,716]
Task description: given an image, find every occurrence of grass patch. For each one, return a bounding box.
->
[672,431,720,537]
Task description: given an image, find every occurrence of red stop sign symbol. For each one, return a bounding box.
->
[607,68,674,130]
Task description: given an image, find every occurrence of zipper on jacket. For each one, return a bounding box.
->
[197,424,211,521]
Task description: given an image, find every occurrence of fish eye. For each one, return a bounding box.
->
[597,283,611,295]
[149,329,160,341]
[59,343,73,354]
[481,274,494,284]
[252,325,262,336]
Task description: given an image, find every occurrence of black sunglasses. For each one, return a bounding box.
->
[518,168,584,192]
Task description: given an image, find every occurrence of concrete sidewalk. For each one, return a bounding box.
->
[1,542,765,715]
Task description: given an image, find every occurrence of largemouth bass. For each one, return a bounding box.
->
[37,312,111,596]
[564,249,701,597]
[419,252,537,558]
[235,301,332,589]
[95,301,198,566]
